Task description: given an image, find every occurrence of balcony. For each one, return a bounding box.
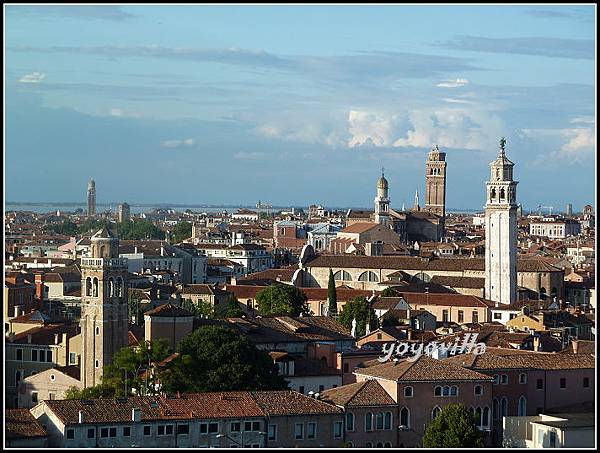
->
[81,257,128,269]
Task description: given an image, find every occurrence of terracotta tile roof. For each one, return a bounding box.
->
[144,303,194,318]
[179,284,219,296]
[373,297,405,310]
[9,310,66,325]
[320,380,396,407]
[341,222,379,234]
[10,323,78,345]
[5,409,47,439]
[251,390,342,416]
[354,355,493,382]
[220,284,377,303]
[379,292,493,308]
[239,267,297,282]
[443,347,595,371]
[430,275,485,289]
[44,392,266,425]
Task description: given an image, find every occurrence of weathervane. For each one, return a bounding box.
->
[500,137,506,151]
[381,166,385,177]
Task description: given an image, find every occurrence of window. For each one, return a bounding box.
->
[377,442,384,448]
[482,407,490,428]
[46,350,53,362]
[549,431,557,448]
[16,349,23,361]
[450,386,458,396]
[95,360,99,368]
[583,377,590,388]
[501,398,508,417]
[442,386,450,396]
[66,428,75,439]
[560,378,566,389]
[39,350,46,362]
[49,393,56,400]
[231,422,241,432]
[95,327,100,336]
[376,413,384,430]
[442,310,449,322]
[101,428,109,438]
[536,378,544,390]
[365,412,373,432]
[384,442,392,448]
[143,425,151,436]
[31,392,38,404]
[333,270,352,281]
[474,385,483,396]
[346,412,354,431]
[434,386,442,396]
[519,373,527,384]
[458,310,464,323]
[252,421,260,431]
[493,312,502,320]
[123,426,131,437]
[518,396,527,416]
[87,428,95,439]
[400,407,410,428]
[384,412,392,430]
[404,386,413,397]
[307,422,317,439]
[15,370,22,387]
[366,442,373,448]
[432,406,441,419]
[208,423,218,433]
[158,425,165,436]
[166,425,174,435]
[472,311,478,323]
[69,352,77,365]
[358,271,379,282]
[294,423,304,440]
[268,424,277,441]
[177,424,189,435]
[299,386,305,394]
[500,374,508,385]
[31,349,38,361]
[109,427,116,438]
[493,399,499,420]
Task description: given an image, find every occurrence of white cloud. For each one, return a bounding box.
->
[110,108,124,117]
[519,120,595,163]
[233,151,268,160]
[161,138,196,148]
[436,78,469,88]
[553,127,595,161]
[19,72,46,83]
[348,110,406,147]
[255,116,346,148]
[442,98,474,104]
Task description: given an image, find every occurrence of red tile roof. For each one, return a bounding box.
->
[320,380,396,407]
[5,409,47,439]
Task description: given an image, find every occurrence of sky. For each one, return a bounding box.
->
[4,4,596,211]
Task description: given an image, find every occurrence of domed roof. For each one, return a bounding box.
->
[377,174,388,189]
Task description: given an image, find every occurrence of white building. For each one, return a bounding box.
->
[485,138,518,306]
[529,218,581,239]
[193,243,274,275]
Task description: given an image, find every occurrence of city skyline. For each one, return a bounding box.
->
[5,4,596,209]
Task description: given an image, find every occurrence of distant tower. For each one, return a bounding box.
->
[87,179,96,217]
[374,169,390,225]
[424,144,447,221]
[485,138,518,306]
[412,189,420,212]
[117,202,131,223]
[80,228,129,388]
[566,203,573,217]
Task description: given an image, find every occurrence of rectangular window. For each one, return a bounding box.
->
[158,425,165,436]
[123,427,131,437]
[100,428,109,438]
[299,386,305,394]
[47,350,53,362]
[31,392,38,404]
[493,312,502,320]
[200,423,208,434]
[583,377,590,388]
[343,363,349,373]
[307,422,317,439]
[560,378,566,389]
[109,427,116,438]
[295,423,304,440]
[66,428,75,439]
[39,350,46,362]
[208,423,219,433]
[177,424,189,435]
[87,428,95,439]
[244,421,252,432]
[442,310,449,322]
[16,349,23,361]
[69,352,77,365]
[143,425,151,436]
[31,349,38,361]
[268,424,277,441]
[472,311,479,323]
[252,421,260,432]
[458,311,464,323]
[231,422,241,432]
[334,421,343,439]
[166,425,173,435]
[49,392,56,400]
[537,379,544,390]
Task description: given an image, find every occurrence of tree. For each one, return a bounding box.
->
[47,220,78,236]
[338,296,378,337]
[160,326,288,394]
[327,269,338,317]
[172,221,192,244]
[422,403,485,448]
[64,384,115,400]
[255,283,309,316]
[181,298,214,318]
[116,220,165,240]
[128,291,144,326]
[223,294,245,318]
[381,287,401,297]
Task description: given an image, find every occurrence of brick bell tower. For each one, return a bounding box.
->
[80,228,129,388]
[424,144,447,222]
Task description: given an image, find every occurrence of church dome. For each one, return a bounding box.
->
[377,174,388,189]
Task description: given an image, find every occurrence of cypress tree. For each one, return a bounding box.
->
[327,268,337,317]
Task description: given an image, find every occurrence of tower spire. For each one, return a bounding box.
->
[414,189,420,211]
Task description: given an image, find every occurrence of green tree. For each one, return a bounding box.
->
[181,298,214,318]
[255,283,309,316]
[77,218,111,235]
[172,221,192,244]
[160,326,288,393]
[223,294,245,318]
[381,287,401,297]
[327,269,338,317]
[116,220,165,240]
[64,383,115,400]
[128,291,144,326]
[47,220,78,236]
[422,403,485,448]
[338,296,378,337]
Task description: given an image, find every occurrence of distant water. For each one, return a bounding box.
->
[6,202,481,215]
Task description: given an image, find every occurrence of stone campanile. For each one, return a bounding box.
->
[374,169,391,226]
[87,178,96,217]
[80,228,129,388]
[485,138,518,306]
[424,145,447,219]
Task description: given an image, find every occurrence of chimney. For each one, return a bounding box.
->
[134,246,138,254]
[34,272,45,301]
[62,332,68,344]
[132,408,142,422]
[13,305,22,318]
[407,329,413,341]
[27,334,32,344]
[54,333,60,345]
[78,411,85,424]
[533,335,540,352]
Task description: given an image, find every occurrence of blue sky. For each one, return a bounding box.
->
[5,5,596,211]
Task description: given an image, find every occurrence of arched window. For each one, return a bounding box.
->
[365,412,373,432]
[493,398,499,420]
[469,407,475,419]
[86,277,92,296]
[540,287,547,300]
[108,277,114,297]
[384,412,392,430]
[358,271,379,282]
[376,442,383,448]
[474,385,483,396]
[450,386,458,396]
[366,442,373,448]
[375,413,384,430]
[518,396,527,416]
[384,442,392,448]
[442,386,450,396]
[434,386,442,396]
[499,188,505,200]
[99,245,105,257]
[501,397,508,417]
[475,407,483,427]
[490,188,496,201]
[404,386,413,397]
[346,412,354,431]
[432,406,441,419]
[116,277,124,297]
[333,270,352,281]
[482,407,490,428]
[519,373,527,384]
[92,277,99,297]
[400,407,410,428]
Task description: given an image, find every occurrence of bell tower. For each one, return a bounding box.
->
[485,138,518,306]
[80,228,129,388]
[424,145,447,220]
[374,168,391,226]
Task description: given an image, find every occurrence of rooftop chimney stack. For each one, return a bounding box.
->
[78,411,85,424]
